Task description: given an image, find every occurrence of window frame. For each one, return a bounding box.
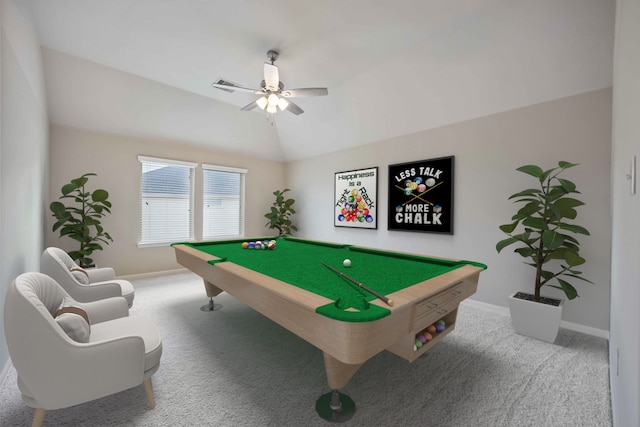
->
[138,155,197,247]
[201,163,247,240]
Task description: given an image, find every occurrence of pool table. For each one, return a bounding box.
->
[173,237,486,421]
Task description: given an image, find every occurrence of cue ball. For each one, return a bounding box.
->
[343,259,351,267]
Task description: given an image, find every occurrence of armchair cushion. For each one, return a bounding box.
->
[54,297,91,343]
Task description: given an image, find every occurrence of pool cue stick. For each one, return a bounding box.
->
[320,262,394,307]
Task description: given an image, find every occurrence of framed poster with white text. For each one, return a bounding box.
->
[388,156,454,234]
[334,167,378,229]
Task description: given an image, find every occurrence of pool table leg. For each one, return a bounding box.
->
[315,352,362,422]
[200,280,224,312]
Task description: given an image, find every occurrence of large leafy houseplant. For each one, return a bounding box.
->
[496,161,592,302]
[264,188,297,236]
[50,173,113,268]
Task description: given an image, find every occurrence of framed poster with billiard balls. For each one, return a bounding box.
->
[334,167,378,229]
[388,156,454,234]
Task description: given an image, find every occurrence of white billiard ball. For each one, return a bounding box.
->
[343,259,351,267]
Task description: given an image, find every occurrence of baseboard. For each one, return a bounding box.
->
[0,358,11,388]
[118,268,189,281]
[461,298,609,339]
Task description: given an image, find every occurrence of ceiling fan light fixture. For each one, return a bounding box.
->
[266,103,277,113]
[277,97,289,111]
[268,93,280,106]
[256,96,268,110]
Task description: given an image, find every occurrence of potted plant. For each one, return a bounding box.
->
[50,173,113,268]
[496,161,592,342]
[264,188,297,236]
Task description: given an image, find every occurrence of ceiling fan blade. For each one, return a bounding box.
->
[284,99,304,115]
[280,88,328,98]
[241,100,258,111]
[211,82,262,95]
[264,63,280,90]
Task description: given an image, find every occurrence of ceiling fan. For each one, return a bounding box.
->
[211,50,328,116]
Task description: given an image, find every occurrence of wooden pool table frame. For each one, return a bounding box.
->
[173,241,484,393]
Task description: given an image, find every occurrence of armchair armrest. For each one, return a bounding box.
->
[79,297,129,324]
[86,267,116,283]
[70,281,122,303]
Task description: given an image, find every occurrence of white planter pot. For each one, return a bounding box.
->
[508,292,564,343]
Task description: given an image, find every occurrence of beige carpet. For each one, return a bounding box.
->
[0,272,611,426]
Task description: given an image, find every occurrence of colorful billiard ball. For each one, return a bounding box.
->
[241,242,249,249]
[343,259,351,267]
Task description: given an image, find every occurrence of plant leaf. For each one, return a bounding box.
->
[559,224,590,235]
[499,222,519,234]
[555,279,579,300]
[563,251,585,267]
[92,189,109,202]
[558,161,579,169]
[516,165,544,179]
[542,230,564,249]
[508,189,540,199]
[496,237,518,253]
[522,217,548,230]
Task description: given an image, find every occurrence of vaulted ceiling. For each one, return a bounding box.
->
[26,0,615,161]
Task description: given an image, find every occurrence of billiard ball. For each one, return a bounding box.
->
[241,242,249,249]
[343,259,351,267]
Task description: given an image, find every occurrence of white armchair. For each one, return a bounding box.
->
[4,272,162,427]
[41,247,135,307]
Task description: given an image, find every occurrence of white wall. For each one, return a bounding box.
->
[288,88,612,332]
[0,0,49,374]
[609,0,640,425]
[46,124,286,276]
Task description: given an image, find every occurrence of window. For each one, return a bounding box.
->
[202,164,247,239]
[139,156,196,245]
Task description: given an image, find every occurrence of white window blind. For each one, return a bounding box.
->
[139,156,196,245]
[202,164,247,239]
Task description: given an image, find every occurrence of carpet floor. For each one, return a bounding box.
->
[0,272,611,426]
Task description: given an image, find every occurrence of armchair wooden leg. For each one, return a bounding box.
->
[32,408,46,427]
[144,377,156,409]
